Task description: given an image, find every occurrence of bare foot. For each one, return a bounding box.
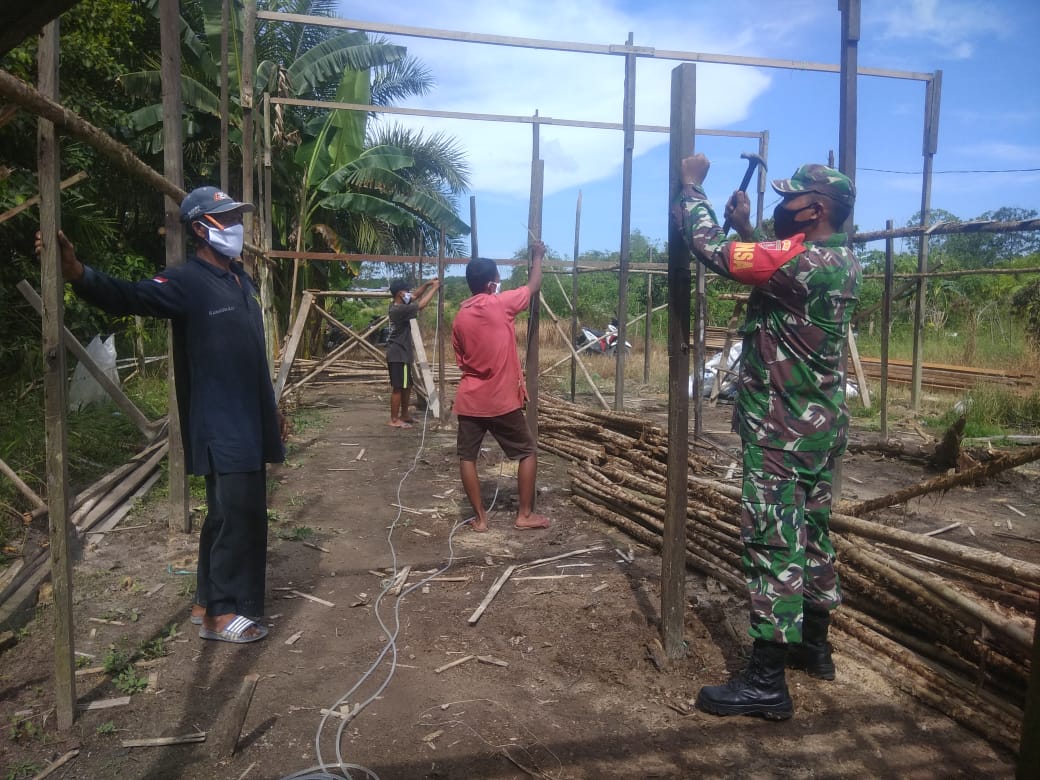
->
[515,514,551,530]
[191,604,205,620]
[388,420,413,428]
[469,517,489,533]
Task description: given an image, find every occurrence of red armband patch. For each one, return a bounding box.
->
[726,235,805,285]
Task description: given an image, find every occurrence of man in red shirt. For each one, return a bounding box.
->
[452,241,551,532]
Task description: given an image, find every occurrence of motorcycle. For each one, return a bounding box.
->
[575,319,631,357]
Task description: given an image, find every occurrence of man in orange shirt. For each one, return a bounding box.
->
[452,241,551,532]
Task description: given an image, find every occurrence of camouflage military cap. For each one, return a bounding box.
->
[771,164,855,208]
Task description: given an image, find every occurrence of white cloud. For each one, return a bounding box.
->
[869,0,1009,59]
[340,0,781,196]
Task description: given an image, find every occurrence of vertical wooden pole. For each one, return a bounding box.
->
[437,229,446,423]
[219,0,230,191]
[160,0,189,533]
[1018,595,1040,778]
[911,71,942,411]
[880,219,894,439]
[570,191,582,402]
[663,63,696,659]
[261,93,278,371]
[525,116,543,443]
[643,272,652,384]
[469,195,479,259]
[240,0,256,276]
[37,18,76,731]
[614,33,637,411]
[838,0,859,233]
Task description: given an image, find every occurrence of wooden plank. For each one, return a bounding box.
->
[434,654,475,674]
[289,589,334,607]
[78,696,131,711]
[274,291,314,400]
[123,733,206,748]
[409,319,440,418]
[846,329,871,407]
[37,19,76,732]
[525,157,543,442]
[467,565,517,625]
[437,230,447,422]
[211,674,258,757]
[30,748,79,779]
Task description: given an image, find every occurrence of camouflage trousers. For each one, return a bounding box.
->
[740,442,842,644]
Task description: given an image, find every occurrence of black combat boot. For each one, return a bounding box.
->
[787,605,836,680]
[695,639,793,720]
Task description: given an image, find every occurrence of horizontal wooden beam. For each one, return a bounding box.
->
[270,97,763,139]
[257,11,931,81]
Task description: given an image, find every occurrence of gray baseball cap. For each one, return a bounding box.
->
[179,186,255,223]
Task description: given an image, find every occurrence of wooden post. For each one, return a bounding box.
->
[838,0,859,234]
[1018,595,1040,778]
[240,0,256,276]
[37,19,76,730]
[570,191,582,402]
[614,33,637,411]
[880,219,894,439]
[663,63,695,659]
[469,195,479,259]
[755,131,768,230]
[643,271,652,384]
[911,71,942,411]
[260,93,278,371]
[437,229,447,422]
[525,116,543,443]
[160,0,189,532]
[219,0,230,191]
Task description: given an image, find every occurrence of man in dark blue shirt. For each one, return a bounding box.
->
[37,186,284,644]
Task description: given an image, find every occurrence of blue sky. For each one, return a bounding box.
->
[333,0,1040,262]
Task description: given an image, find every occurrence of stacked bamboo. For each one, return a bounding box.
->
[538,395,1037,752]
[0,437,168,630]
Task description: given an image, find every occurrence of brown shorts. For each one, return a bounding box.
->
[457,410,537,461]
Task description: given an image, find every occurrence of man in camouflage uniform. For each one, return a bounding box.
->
[672,154,860,720]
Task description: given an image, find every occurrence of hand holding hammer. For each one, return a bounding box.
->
[721,151,766,238]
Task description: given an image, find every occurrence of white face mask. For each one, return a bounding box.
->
[490,281,501,295]
[401,292,413,304]
[203,222,245,258]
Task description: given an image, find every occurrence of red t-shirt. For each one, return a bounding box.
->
[452,286,531,417]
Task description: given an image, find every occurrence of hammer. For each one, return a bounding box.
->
[721,151,767,236]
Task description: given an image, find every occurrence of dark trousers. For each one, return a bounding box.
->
[196,467,268,618]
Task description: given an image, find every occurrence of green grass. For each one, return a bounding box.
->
[855,320,1036,371]
[926,386,1040,438]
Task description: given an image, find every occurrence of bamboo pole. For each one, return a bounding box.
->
[37,18,76,731]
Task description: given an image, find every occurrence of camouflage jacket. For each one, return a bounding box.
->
[673,186,861,452]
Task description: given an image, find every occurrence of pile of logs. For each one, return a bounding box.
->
[0,437,168,630]
[538,395,1038,752]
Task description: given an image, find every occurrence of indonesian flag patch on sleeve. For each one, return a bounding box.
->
[151,275,168,284]
[726,235,805,285]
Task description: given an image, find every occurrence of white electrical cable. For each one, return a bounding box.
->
[281,280,499,780]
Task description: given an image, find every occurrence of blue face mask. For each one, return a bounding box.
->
[204,222,245,258]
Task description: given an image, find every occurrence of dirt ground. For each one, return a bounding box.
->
[1,380,1036,780]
